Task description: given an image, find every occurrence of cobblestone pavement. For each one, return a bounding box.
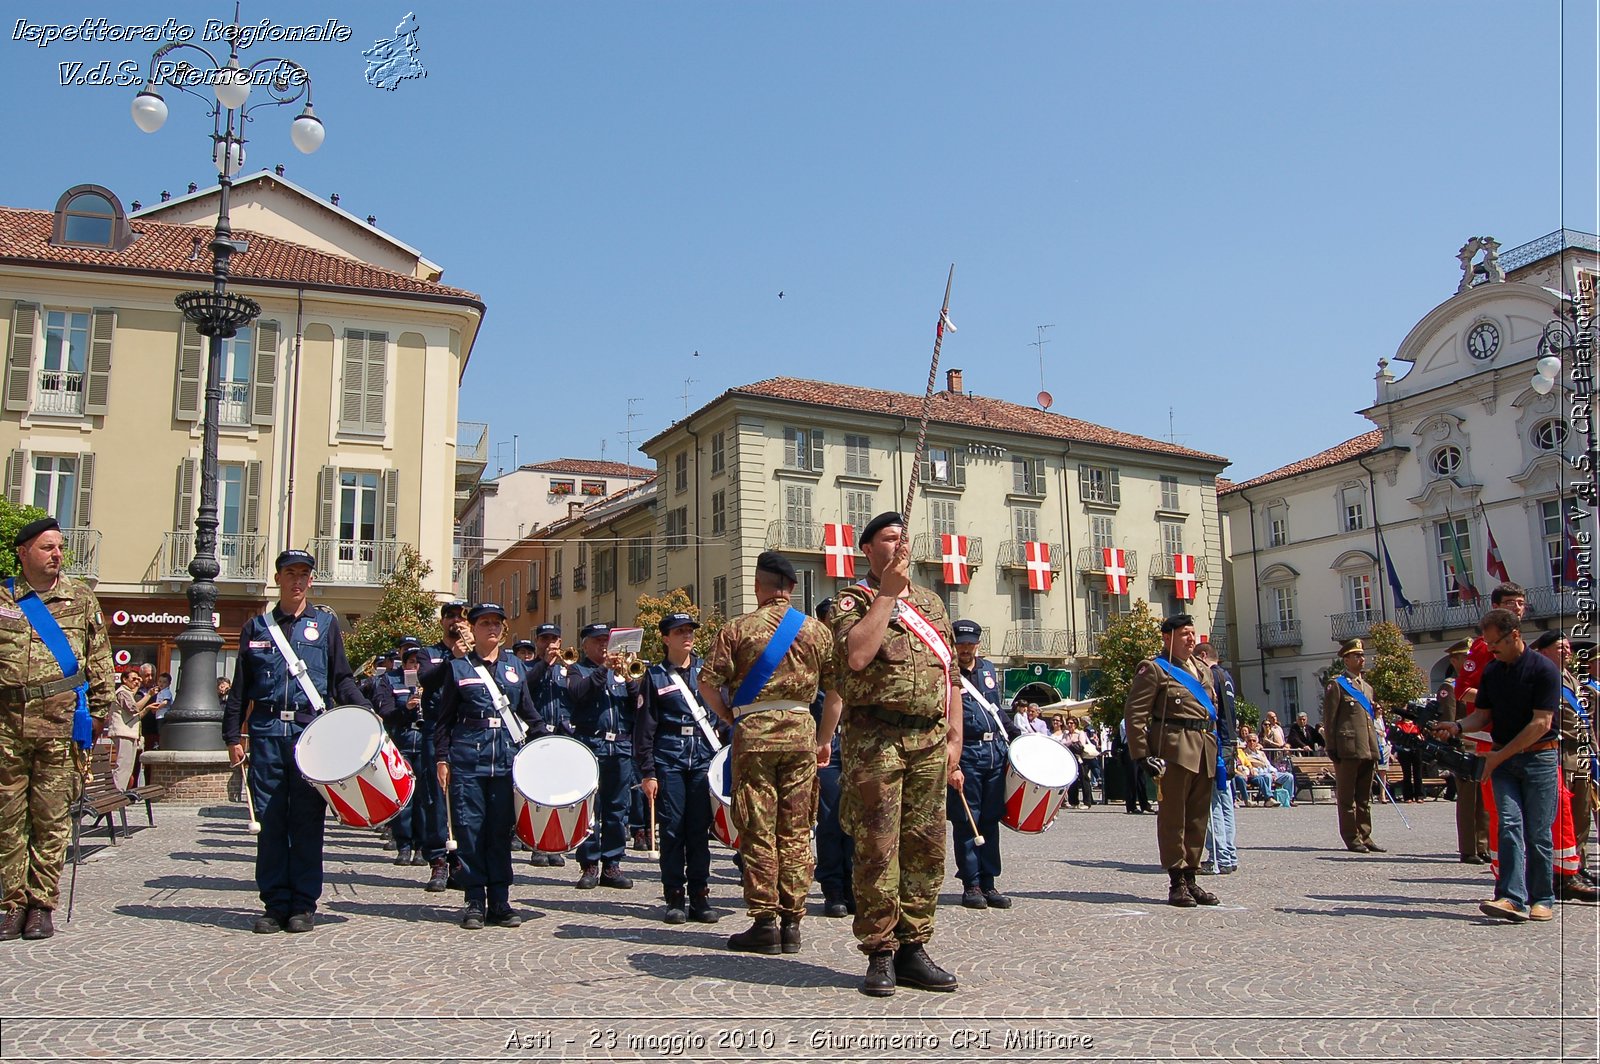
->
[0,797,1594,1063]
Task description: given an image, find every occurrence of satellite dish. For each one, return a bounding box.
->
[1037,390,1053,410]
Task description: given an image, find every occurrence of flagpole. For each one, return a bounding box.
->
[902,264,956,526]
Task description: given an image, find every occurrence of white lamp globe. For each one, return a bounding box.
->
[212,138,246,177]
[131,89,167,133]
[1531,374,1556,396]
[289,107,325,154]
[1536,356,1562,380]
[215,58,251,111]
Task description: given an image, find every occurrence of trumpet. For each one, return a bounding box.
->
[606,651,648,680]
[559,646,581,665]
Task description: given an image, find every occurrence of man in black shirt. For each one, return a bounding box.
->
[1434,608,1561,922]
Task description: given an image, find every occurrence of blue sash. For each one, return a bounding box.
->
[1335,675,1377,719]
[1153,657,1224,786]
[730,607,806,708]
[7,578,92,750]
[1561,685,1599,780]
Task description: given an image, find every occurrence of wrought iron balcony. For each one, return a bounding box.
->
[571,565,587,591]
[1523,584,1584,622]
[548,575,563,600]
[309,537,401,586]
[1256,620,1303,649]
[1082,630,1105,658]
[1329,610,1375,641]
[1203,633,1229,661]
[1147,553,1209,583]
[164,531,267,582]
[1393,598,1487,637]
[1076,546,1138,578]
[765,520,821,552]
[1002,627,1075,659]
[61,527,101,580]
[34,371,84,415]
[910,533,984,570]
[996,541,1064,573]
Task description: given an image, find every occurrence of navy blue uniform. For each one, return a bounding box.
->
[221,605,364,918]
[810,688,854,904]
[946,657,1020,890]
[526,657,576,736]
[377,666,444,860]
[566,659,640,865]
[635,656,723,898]
[432,651,545,911]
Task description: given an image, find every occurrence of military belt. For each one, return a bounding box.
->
[856,704,942,730]
[0,670,86,705]
[1156,716,1211,733]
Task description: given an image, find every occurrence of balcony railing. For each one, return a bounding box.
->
[1256,620,1303,649]
[217,381,251,427]
[164,531,267,582]
[61,527,100,580]
[996,541,1064,573]
[571,565,587,591]
[1329,610,1375,641]
[765,520,822,552]
[1001,627,1075,659]
[548,575,563,600]
[1203,633,1229,661]
[1148,553,1209,583]
[309,537,401,586]
[1523,584,1584,622]
[457,420,490,464]
[35,371,84,415]
[1393,598,1488,637]
[910,533,984,570]
[1082,630,1106,658]
[1076,546,1139,578]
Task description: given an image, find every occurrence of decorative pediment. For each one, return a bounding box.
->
[1330,549,1378,571]
[1411,413,1464,442]
[1260,563,1299,583]
[1407,476,1483,513]
[1506,452,1566,495]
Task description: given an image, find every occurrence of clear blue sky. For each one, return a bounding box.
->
[6,1,1596,481]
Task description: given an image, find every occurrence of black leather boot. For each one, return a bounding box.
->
[663,889,688,925]
[893,942,958,991]
[1184,870,1219,906]
[780,919,801,954]
[860,950,896,997]
[1167,869,1197,908]
[727,917,781,954]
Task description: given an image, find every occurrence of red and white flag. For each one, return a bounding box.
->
[1103,547,1129,595]
[1173,553,1197,601]
[1024,540,1052,592]
[823,523,855,579]
[941,533,969,586]
[1482,510,1511,585]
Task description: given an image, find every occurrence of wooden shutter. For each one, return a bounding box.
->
[5,449,26,505]
[251,320,279,427]
[5,303,37,412]
[1109,468,1122,504]
[174,458,197,529]
[243,460,262,535]
[74,453,95,527]
[808,428,824,472]
[953,448,967,488]
[380,469,399,541]
[174,319,204,422]
[339,332,365,432]
[363,332,388,434]
[316,465,337,537]
[1031,458,1045,494]
[82,308,114,416]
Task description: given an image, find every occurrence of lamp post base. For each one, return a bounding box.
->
[138,749,236,803]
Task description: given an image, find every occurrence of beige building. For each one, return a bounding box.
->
[639,372,1230,695]
[0,175,484,677]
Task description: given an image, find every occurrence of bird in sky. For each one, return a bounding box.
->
[778,291,784,299]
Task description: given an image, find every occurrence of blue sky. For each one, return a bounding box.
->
[5,1,1596,480]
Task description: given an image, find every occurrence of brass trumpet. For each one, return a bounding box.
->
[606,651,648,680]
[559,646,581,665]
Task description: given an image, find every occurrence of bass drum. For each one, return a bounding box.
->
[707,745,740,849]
[1002,732,1078,834]
[294,704,416,828]
[512,734,600,853]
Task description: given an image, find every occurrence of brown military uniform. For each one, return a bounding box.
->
[832,578,954,955]
[1323,673,1380,850]
[1435,688,1489,859]
[701,598,833,924]
[1560,670,1593,868]
[1124,655,1217,870]
[0,574,115,913]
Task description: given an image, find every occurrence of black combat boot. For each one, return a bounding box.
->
[727,917,781,954]
[893,942,958,991]
[1167,869,1197,908]
[394,847,413,866]
[780,919,801,954]
[599,863,633,889]
[577,863,600,890]
[688,889,719,923]
[663,889,688,925]
[425,859,450,892]
[860,950,895,997]
[822,888,850,918]
[1183,870,1219,906]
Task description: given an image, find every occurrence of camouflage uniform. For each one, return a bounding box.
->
[0,575,114,914]
[831,579,954,955]
[701,599,832,923]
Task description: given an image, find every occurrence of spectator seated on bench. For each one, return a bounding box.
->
[1240,735,1293,807]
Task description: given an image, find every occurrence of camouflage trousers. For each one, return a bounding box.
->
[731,747,817,922]
[0,716,79,913]
[840,722,947,954]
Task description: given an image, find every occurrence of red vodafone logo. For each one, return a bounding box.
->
[113,649,132,666]
[112,610,131,626]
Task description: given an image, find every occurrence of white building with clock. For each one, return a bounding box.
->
[1219,230,1599,721]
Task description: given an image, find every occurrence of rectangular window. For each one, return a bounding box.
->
[1012,506,1038,543]
[1344,572,1373,619]
[1342,489,1366,532]
[710,490,726,537]
[1435,518,1475,606]
[675,451,689,493]
[1543,499,1565,588]
[339,471,380,544]
[710,431,726,476]
[1015,587,1042,627]
[1281,676,1300,716]
[844,434,871,476]
[30,455,78,527]
[783,426,822,471]
[1272,585,1296,624]
[1267,504,1289,547]
[845,489,874,531]
[581,479,606,497]
[784,484,813,545]
[712,574,728,618]
[550,478,575,496]
[923,445,966,488]
[1090,514,1115,551]
[942,583,960,618]
[37,310,89,416]
[595,548,615,595]
[1078,464,1121,505]
[929,499,956,537]
[339,329,387,436]
[1159,475,1180,510]
[1087,589,1116,638]
[628,537,652,583]
[1160,520,1185,557]
[1012,455,1045,496]
[511,571,521,617]
[665,507,688,551]
[796,568,816,616]
[216,326,253,427]
[576,606,587,630]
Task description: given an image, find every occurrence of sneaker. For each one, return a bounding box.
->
[960,885,988,909]
[425,859,450,893]
[861,950,896,997]
[1220,865,1238,875]
[727,918,781,954]
[982,889,1012,909]
[1528,904,1554,922]
[599,863,633,889]
[893,942,958,991]
[1478,897,1529,922]
[577,863,600,890]
[284,912,314,934]
[461,906,485,930]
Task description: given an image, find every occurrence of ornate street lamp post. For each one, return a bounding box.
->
[131,22,325,752]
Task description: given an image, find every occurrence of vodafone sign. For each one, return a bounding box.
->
[110,608,222,628]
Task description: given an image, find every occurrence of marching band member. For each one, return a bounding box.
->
[524,623,574,868]
[433,603,545,929]
[947,620,1021,910]
[383,641,445,873]
[566,622,641,890]
[222,549,364,935]
[416,602,469,891]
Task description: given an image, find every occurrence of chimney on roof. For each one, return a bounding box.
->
[1375,358,1395,405]
[189,235,202,261]
[568,502,583,520]
[367,215,376,226]
[274,164,285,176]
[330,193,340,206]
[946,368,963,395]
[130,200,141,211]
[188,182,197,194]
[160,190,170,202]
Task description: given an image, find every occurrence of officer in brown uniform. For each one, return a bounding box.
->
[832,512,961,997]
[1124,613,1221,907]
[1441,639,1490,863]
[0,517,115,941]
[700,551,834,956]
[1323,638,1385,854]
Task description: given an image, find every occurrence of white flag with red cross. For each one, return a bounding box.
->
[1173,553,1197,601]
[1025,540,1052,592]
[823,523,855,579]
[941,533,969,586]
[1103,547,1129,595]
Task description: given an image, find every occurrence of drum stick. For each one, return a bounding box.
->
[959,788,986,847]
[442,769,458,852]
[237,754,261,835]
[647,791,660,859]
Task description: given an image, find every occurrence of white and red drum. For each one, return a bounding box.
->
[1002,733,1079,834]
[294,704,416,828]
[512,735,599,853]
[707,746,740,849]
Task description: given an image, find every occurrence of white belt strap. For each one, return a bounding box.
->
[733,698,809,719]
[472,660,528,744]
[666,669,722,751]
[262,609,325,714]
[959,673,1009,737]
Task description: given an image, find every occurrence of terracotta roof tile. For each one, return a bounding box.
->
[0,206,480,303]
[719,377,1227,463]
[523,459,654,478]
[1220,429,1384,495]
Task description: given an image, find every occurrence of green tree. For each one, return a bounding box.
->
[1233,696,1262,732]
[346,545,444,671]
[1359,620,1428,709]
[1087,599,1163,729]
[633,587,724,663]
[0,500,51,579]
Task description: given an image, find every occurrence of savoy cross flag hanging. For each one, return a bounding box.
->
[823,523,855,579]
[1173,553,1197,601]
[941,533,970,586]
[1025,541,1052,592]
[1103,547,1129,595]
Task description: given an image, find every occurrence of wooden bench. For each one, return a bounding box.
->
[70,744,164,865]
[1289,755,1337,803]
[1380,761,1449,801]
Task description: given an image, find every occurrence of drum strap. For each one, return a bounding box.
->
[472,658,528,745]
[959,672,1008,739]
[261,607,325,714]
[665,666,722,751]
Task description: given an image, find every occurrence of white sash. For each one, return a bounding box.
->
[958,672,1009,737]
[262,608,325,714]
[665,665,722,751]
[472,657,528,744]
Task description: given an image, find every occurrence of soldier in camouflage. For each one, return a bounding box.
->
[832,512,962,997]
[700,551,835,956]
[0,518,115,941]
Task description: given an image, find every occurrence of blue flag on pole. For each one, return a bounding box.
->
[1380,531,1412,611]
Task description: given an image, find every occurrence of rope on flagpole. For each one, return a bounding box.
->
[902,264,956,526]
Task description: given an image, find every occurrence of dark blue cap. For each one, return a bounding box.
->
[535,623,561,638]
[952,619,982,645]
[13,517,59,548]
[398,635,422,648]
[469,603,507,622]
[511,639,536,652]
[858,511,904,547]
[658,612,700,634]
[440,600,468,616]
[580,622,611,641]
[398,645,422,661]
[375,650,394,661]
[275,549,316,572]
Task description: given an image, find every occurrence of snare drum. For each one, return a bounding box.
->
[294,704,416,828]
[512,734,600,853]
[1002,733,1078,834]
[707,746,740,849]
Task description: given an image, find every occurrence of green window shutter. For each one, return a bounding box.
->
[251,320,279,426]
[317,465,336,537]
[363,332,388,434]
[6,303,37,412]
[954,448,967,488]
[243,460,262,535]
[175,458,196,530]
[175,319,204,422]
[75,453,95,527]
[339,332,365,433]
[5,449,27,505]
[380,468,399,541]
[1032,458,1045,494]
[82,308,115,416]
[809,428,823,472]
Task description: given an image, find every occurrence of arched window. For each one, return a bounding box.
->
[1429,446,1462,477]
[50,185,134,250]
[1532,419,1567,451]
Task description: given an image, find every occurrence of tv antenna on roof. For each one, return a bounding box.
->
[1032,324,1055,410]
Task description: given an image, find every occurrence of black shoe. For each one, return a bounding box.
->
[961,885,988,909]
[664,891,688,925]
[727,918,781,954]
[822,891,850,918]
[1363,841,1387,853]
[599,863,633,889]
[0,908,26,942]
[426,859,450,892]
[527,852,550,867]
[381,836,396,851]
[251,912,286,935]
[689,890,719,923]
[1461,855,1484,865]
[394,847,413,866]
[285,912,315,933]
[1346,843,1370,853]
[511,837,526,852]
[631,830,648,852]
[861,950,896,997]
[461,906,485,930]
[1183,871,1219,906]
[1477,851,1493,863]
[1167,870,1197,908]
[1580,868,1599,886]
[982,889,1012,909]
[577,863,600,890]
[411,851,427,866]
[486,907,522,928]
[548,853,566,867]
[1559,877,1600,904]
[893,942,958,991]
[780,920,801,954]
